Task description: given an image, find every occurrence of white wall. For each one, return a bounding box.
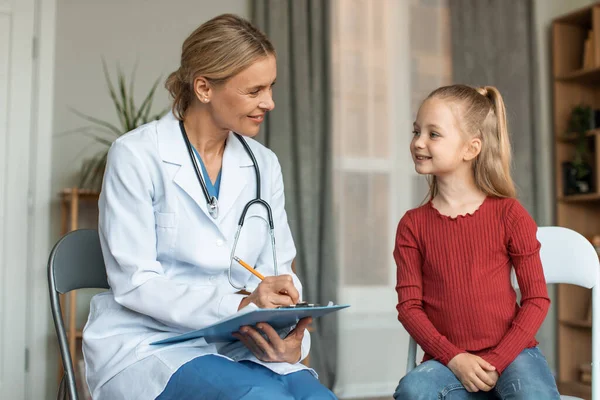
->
[42,1,249,398]
[532,0,596,374]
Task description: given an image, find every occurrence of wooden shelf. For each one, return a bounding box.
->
[558,192,600,203]
[553,5,598,397]
[556,66,600,84]
[60,187,100,200]
[559,318,593,329]
[558,380,592,398]
[554,3,593,25]
[557,128,600,143]
[57,187,99,390]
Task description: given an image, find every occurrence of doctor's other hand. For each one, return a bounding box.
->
[233,317,312,364]
[238,275,299,310]
[447,353,497,392]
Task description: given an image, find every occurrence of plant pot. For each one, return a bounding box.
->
[562,161,594,195]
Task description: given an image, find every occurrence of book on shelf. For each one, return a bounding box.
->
[583,30,595,69]
[579,363,592,385]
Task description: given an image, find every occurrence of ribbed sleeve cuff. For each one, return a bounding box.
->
[481,351,512,374]
[435,341,465,366]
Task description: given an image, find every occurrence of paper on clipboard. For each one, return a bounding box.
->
[151,303,349,345]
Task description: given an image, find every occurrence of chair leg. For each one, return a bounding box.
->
[57,374,67,400]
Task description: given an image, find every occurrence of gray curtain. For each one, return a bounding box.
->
[449,0,539,218]
[449,0,555,370]
[251,0,338,389]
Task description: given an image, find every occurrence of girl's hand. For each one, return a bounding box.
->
[447,353,497,392]
[486,370,499,386]
[238,275,299,310]
[232,317,312,364]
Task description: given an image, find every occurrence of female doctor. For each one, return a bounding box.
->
[82,14,336,400]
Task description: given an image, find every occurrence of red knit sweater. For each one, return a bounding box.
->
[394,196,550,374]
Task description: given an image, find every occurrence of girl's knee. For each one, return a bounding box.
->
[393,373,430,400]
[496,378,561,400]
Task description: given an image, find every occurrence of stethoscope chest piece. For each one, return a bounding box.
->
[208,196,218,219]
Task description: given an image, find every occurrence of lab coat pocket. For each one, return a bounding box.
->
[155,211,176,257]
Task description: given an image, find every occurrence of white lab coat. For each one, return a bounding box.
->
[82,112,312,399]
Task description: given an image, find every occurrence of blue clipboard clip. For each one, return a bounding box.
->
[277,301,320,309]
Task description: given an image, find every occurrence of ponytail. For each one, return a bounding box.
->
[165,69,192,120]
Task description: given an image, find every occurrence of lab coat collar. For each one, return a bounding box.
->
[157,112,254,224]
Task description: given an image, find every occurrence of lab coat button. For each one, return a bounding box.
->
[209,275,217,282]
[216,239,224,247]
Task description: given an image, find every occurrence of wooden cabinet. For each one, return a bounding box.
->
[552,4,600,399]
[58,187,99,399]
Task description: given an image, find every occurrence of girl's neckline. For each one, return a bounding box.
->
[428,196,488,221]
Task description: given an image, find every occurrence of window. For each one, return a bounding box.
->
[331,0,452,395]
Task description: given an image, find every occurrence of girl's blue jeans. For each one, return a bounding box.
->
[394,347,561,399]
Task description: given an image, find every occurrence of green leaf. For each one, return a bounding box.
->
[135,76,162,125]
[153,108,168,121]
[128,61,139,127]
[80,150,109,190]
[69,107,123,136]
[79,155,99,188]
[102,58,127,131]
[78,130,114,147]
[117,65,132,130]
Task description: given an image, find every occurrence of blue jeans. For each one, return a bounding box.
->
[156,355,337,400]
[394,347,560,400]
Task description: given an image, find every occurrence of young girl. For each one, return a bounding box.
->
[393,85,560,399]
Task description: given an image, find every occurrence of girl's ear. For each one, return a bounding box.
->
[464,137,482,161]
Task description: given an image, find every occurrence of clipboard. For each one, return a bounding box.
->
[151,304,349,345]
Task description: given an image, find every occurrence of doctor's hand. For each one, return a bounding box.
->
[232,317,312,364]
[238,275,299,310]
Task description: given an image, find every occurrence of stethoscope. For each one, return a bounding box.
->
[179,121,279,289]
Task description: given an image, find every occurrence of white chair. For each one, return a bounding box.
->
[405,226,599,399]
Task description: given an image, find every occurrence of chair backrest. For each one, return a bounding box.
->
[48,229,109,400]
[406,226,599,400]
[49,229,109,293]
[511,226,599,289]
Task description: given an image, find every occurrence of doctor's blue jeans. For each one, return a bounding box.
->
[155,355,337,400]
[393,347,560,400]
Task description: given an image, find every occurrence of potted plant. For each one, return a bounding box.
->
[563,104,594,195]
[70,61,167,191]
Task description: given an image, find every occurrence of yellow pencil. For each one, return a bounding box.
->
[233,256,265,280]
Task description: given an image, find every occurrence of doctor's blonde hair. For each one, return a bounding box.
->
[166,14,275,120]
[425,84,516,200]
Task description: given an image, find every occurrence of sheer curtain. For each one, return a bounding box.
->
[331,0,451,396]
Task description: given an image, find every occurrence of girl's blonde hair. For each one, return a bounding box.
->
[165,14,275,120]
[425,84,516,200]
